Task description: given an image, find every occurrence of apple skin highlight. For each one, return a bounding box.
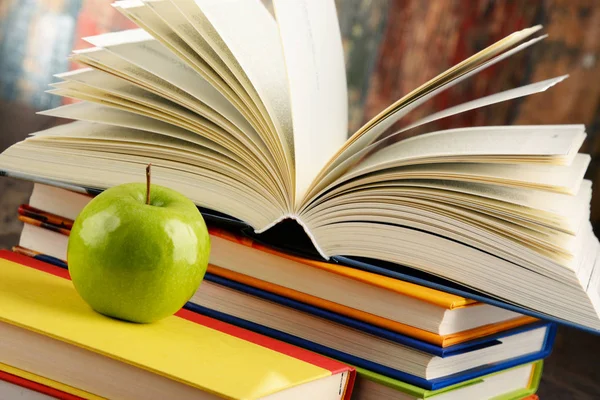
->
[67,182,211,323]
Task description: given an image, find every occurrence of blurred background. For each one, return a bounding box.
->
[0,0,599,398]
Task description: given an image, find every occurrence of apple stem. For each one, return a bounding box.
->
[146,163,152,205]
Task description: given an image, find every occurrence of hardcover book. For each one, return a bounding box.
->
[0,0,598,333]
[351,360,542,400]
[0,251,355,400]
[0,366,85,400]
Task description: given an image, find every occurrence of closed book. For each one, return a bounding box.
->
[0,366,85,400]
[0,251,355,400]
[350,360,542,400]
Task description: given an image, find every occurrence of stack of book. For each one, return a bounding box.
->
[1,0,598,398]
[6,182,550,399]
[0,247,355,399]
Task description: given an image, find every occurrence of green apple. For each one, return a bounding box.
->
[67,171,210,323]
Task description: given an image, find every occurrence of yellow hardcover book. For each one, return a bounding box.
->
[0,251,354,400]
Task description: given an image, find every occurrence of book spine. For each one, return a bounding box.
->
[254,214,329,259]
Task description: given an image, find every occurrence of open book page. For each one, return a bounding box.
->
[301,27,544,204]
[81,29,288,192]
[52,68,268,160]
[347,125,586,176]
[46,82,237,150]
[356,125,585,164]
[112,1,241,110]
[305,174,591,254]
[331,153,590,197]
[46,83,278,190]
[584,244,600,315]
[82,30,248,134]
[0,123,283,228]
[273,0,348,207]
[314,178,591,233]
[31,124,265,190]
[146,0,273,150]
[50,78,223,134]
[301,79,582,208]
[38,106,280,202]
[349,25,541,139]
[395,76,567,134]
[39,102,234,157]
[302,185,581,264]
[43,99,284,206]
[70,46,227,121]
[116,0,286,198]
[120,0,264,134]
[171,0,295,207]
[301,124,587,215]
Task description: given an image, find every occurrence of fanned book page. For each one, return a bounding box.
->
[1,0,599,332]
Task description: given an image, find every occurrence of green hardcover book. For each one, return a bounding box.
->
[351,360,542,400]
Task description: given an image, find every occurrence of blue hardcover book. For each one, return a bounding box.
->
[203,273,546,358]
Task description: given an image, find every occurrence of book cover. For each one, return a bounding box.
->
[353,360,542,399]
[6,241,544,360]
[186,300,554,391]
[0,250,355,400]
[0,366,87,400]
[209,227,474,309]
[208,263,538,347]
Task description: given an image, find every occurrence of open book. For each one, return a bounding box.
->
[1,0,599,332]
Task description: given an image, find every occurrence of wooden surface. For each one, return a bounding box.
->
[538,325,600,399]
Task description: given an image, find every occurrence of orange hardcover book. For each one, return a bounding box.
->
[208,227,537,345]
[210,228,473,308]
